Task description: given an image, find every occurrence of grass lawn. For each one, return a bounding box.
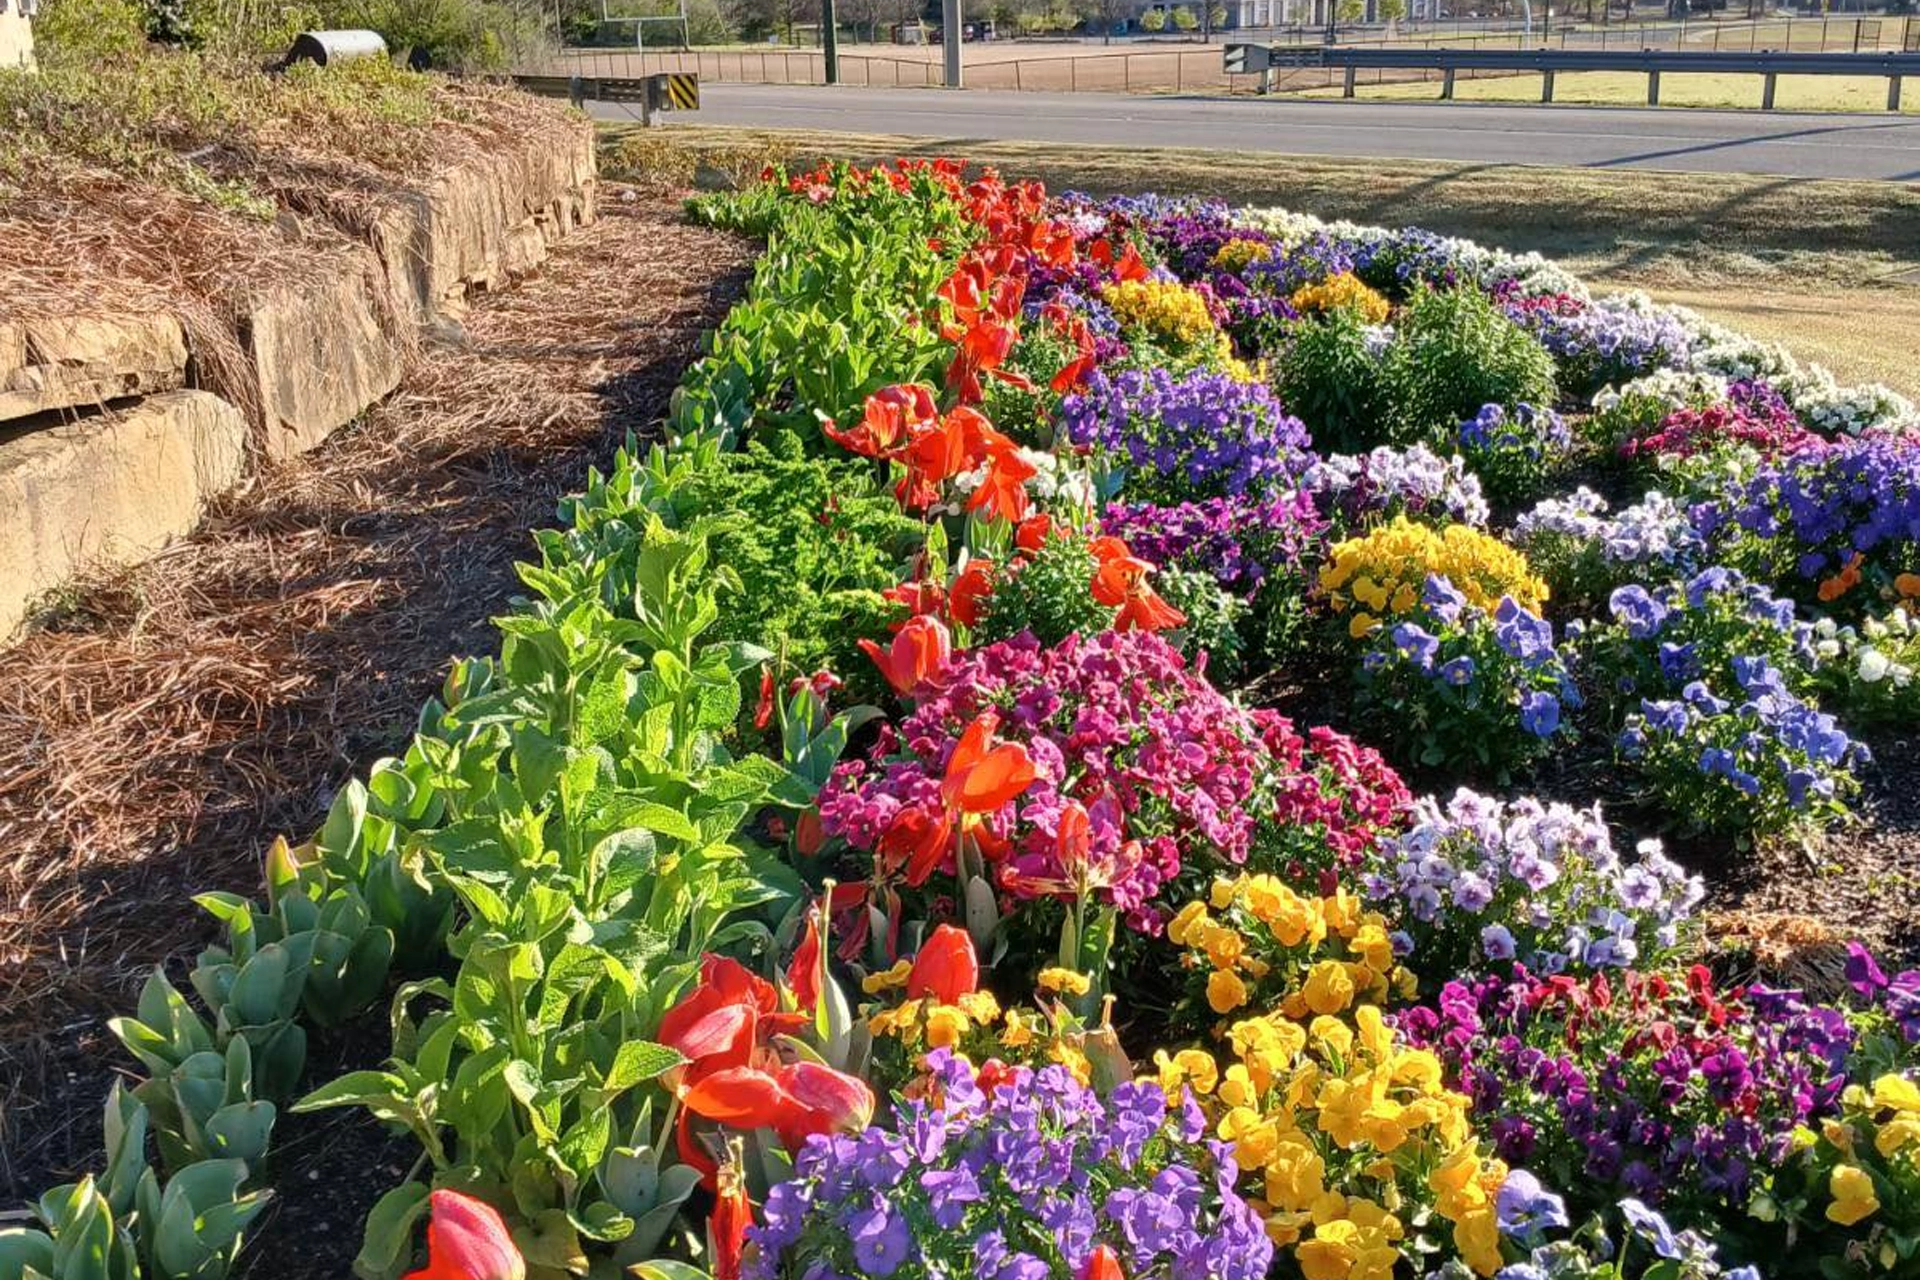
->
[1303,68,1920,112]
[626,123,1920,395]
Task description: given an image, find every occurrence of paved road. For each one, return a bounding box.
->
[615,84,1920,180]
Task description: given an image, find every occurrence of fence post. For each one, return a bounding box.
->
[1344,63,1356,96]
[1646,68,1659,105]
[1072,57,1078,91]
[1441,65,1455,97]
[1892,75,1904,112]
[1177,52,1184,91]
[1854,20,1862,54]
[1541,67,1554,101]
[1016,60,1023,89]
[1762,70,1775,109]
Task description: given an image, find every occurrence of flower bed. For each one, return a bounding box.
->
[8,159,1920,1280]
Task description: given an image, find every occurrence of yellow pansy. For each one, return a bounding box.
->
[999,1007,1035,1048]
[1873,1073,1920,1113]
[1295,1235,1355,1280]
[923,1003,969,1048]
[1208,968,1250,1014]
[958,991,1001,1022]
[1036,967,1091,997]
[862,959,913,994]
[1303,961,1358,1015]
[1874,1113,1920,1158]
[1168,900,1211,946]
[1454,1208,1503,1277]
[1828,1163,1881,1226]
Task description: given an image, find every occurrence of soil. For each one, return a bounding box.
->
[0,189,752,1276]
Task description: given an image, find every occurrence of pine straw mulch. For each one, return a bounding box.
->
[0,190,753,1200]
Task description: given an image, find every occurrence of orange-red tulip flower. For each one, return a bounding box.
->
[1090,537,1186,634]
[404,1190,525,1280]
[880,712,1037,886]
[906,924,979,1004]
[949,559,995,629]
[710,1162,751,1280]
[859,614,952,696]
[1081,1245,1126,1280]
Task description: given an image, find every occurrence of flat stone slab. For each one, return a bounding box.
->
[0,389,247,636]
[0,312,189,423]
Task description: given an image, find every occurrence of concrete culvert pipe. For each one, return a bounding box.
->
[283,29,389,68]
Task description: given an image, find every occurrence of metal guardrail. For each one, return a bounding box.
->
[512,72,698,123]
[1227,42,1920,109]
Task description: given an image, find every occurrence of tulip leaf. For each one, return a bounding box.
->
[601,1041,682,1092]
[350,1181,429,1280]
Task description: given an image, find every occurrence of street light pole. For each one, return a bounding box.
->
[823,0,839,81]
[943,0,962,85]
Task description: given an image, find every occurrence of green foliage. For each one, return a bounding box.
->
[978,533,1115,647]
[1271,309,1389,454]
[31,0,150,59]
[1155,566,1247,681]
[546,432,923,716]
[1379,286,1558,445]
[1169,5,1198,29]
[679,173,968,445]
[324,0,546,70]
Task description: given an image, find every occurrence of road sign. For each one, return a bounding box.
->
[649,72,700,110]
[1268,45,1328,68]
[1224,43,1271,73]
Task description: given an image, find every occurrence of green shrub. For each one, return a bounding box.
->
[979,532,1115,648]
[32,0,150,59]
[1270,309,1389,454]
[1379,286,1557,444]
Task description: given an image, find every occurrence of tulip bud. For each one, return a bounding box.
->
[907,924,979,1005]
[405,1189,525,1280]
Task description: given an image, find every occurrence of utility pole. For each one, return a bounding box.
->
[943,0,962,84]
[824,0,840,80]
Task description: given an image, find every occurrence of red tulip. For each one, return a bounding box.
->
[908,924,980,1004]
[404,1190,524,1280]
[858,614,951,697]
[968,442,1037,525]
[1014,514,1054,556]
[794,807,825,857]
[710,1162,752,1280]
[879,712,1036,888]
[1081,1245,1126,1280]
[948,559,995,629]
[787,905,823,1014]
[1090,537,1186,634]
[824,383,937,458]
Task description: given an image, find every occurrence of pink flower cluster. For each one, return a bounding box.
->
[1625,402,1820,462]
[1261,717,1413,886]
[819,630,1276,929]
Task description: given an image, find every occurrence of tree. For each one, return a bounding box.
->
[1169,3,1197,28]
[1377,0,1404,24]
[1336,0,1364,21]
[1139,5,1167,28]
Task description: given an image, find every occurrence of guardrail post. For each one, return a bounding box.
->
[1647,67,1660,105]
[1892,75,1904,111]
[1762,70,1776,109]
[569,72,584,108]
[1441,65,1455,97]
[1541,67,1554,101]
[1343,63,1356,96]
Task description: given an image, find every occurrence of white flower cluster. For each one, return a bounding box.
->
[1774,364,1920,439]
[1591,367,1731,415]
[1230,205,1588,300]
[1814,610,1918,690]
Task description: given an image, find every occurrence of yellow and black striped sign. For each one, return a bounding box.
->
[650,72,699,111]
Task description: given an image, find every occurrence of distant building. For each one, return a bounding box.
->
[1,0,35,69]
[1222,0,1385,25]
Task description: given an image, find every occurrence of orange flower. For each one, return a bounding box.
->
[1015,513,1055,555]
[825,383,937,458]
[1897,571,1920,598]
[1081,1245,1126,1280]
[1818,552,1865,603]
[1090,536,1186,633]
[859,614,952,696]
[404,1190,525,1280]
[968,440,1037,525]
[950,558,996,628]
[880,711,1038,886]
[907,924,979,1004]
[710,1160,751,1280]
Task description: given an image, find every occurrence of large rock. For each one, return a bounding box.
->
[241,246,407,461]
[0,390,247,636]
[0,312,188,422]
[367,120,598,322]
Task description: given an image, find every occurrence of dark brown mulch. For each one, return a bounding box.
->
[0,191,752,1268]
